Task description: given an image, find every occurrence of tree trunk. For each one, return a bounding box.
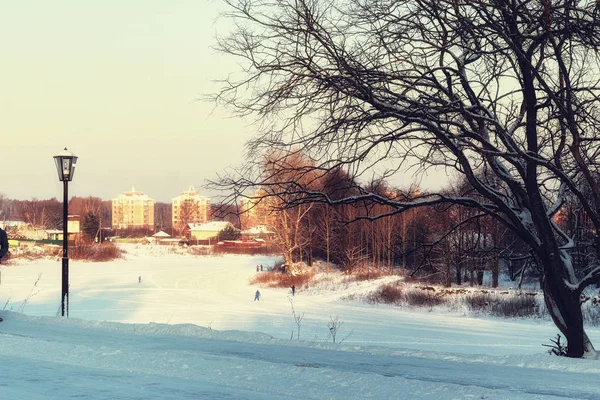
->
[543,257,596,358]
[455,263,462,285]
[444,261,452,288]
[476,269,484,286]
[492,257,499,288]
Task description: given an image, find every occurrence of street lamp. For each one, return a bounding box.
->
[53,148,78,317]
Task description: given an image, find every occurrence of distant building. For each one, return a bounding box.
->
[112,187,155,231]
[241,224,275,240]
[183,221,238,242]
[46,215,81,241]
[239,188,276,230]
[172,186,210,234]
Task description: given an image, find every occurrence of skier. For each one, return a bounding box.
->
[254,290,261,301]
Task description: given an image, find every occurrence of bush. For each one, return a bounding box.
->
[582,301,600,327]
[8,245,61,261]
[351,271,389,282]
[69,242,124,262]
[212,244,280,255]
[367,283,446,307]
[250,270,315,289]
[403,289,446,307]
[465,292,540,318]
[367,283,403,304]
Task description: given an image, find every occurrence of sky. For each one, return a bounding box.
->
[1,244,600,399]
[1,1,252,203]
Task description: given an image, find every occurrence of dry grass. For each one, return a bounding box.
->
[464,292,541,318]
[368,283,403,304]
[69,242,124,262]
[251,270,316,289]
[350,271,390,282]
[8,245,60,261]
[367,283,446,307]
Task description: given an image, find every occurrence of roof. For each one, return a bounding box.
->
[152,231,171,238]
[172,185,210,202]
[113,186,153,201]
[241,225,274,234]
[187,221,235,232]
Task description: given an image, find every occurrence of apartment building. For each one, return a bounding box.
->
[112,187,155,231]
[239,188,276,230]
[172,185,210,234]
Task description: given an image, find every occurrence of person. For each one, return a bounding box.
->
[260,264,263,271]
[0,227,8,264]
[0,227,8,323]
[291,285,295,296]
[256,265,259,272]
[138,276,142,283]
[254,290,261,301]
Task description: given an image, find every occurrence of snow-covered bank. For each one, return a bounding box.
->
[2,312,600,399]
[1,244,599,399]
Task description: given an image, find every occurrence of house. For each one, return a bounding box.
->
[2,221,46,240]
[183,221,238,243]
[0,220,27,231]
[112,186,155,231]
[45,215,81,241]
[150,230,179,245]
[241,224,275,240]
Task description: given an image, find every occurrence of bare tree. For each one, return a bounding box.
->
[176,198,199,235]
[214,0,600,358]
[154,202,172,234]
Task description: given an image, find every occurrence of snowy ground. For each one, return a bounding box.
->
[0,244,599,399]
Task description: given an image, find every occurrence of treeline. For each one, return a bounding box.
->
[242,155,595,289]
[0,194,237,241]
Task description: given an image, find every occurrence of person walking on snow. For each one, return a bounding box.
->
[254,290,261,301]
[0,227,8,264]
[291,285,296,296]
[0,227,9,322]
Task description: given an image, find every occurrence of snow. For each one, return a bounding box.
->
[1,243,599,399]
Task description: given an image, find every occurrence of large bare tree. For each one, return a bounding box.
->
[213,0,600,358]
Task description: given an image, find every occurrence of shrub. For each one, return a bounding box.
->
[188,246,212,256]
[69,242,124,262]
[582,301,600,327]
[250,270,315,289]
[367,283,403,304]
[351,271,388,282]
[9,245,60,261]
[367,284,446,307]
[464,293,495,311]
[213,244,280,255]
[465,292,540,318]
[403,289,446,307]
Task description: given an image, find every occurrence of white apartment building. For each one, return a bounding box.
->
[112,187,155,230]
[172,185,210,233]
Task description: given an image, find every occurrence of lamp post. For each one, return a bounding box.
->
[53,148,78,317]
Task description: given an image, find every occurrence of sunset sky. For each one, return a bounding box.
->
[1,0,251,203]
[1,0,446,204]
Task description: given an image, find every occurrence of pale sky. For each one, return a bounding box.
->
[1,0,250,203]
